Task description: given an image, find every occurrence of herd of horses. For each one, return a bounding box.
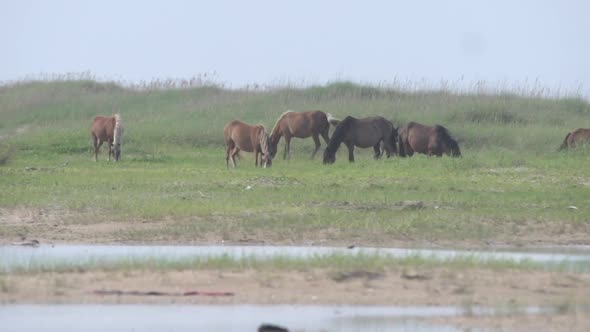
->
[223,111,463,167]
[90,111,589,166]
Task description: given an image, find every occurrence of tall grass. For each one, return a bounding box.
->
[1,79,588,157]
[2,252,553,275]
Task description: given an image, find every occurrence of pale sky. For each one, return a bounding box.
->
[1,0,589,97]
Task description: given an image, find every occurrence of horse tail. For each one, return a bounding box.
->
[558,132,571,151]
[398,126,407,157]
[390,125,399,155]
[326,113,340,127]
[435,125,461,157]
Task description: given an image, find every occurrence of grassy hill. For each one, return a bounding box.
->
[1,80,589,156]
[0,80,589,246]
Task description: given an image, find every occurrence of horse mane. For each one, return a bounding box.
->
[325,116,355,154]
[326,113,340,127]
[113,114,123,145]
[270,110,293,138]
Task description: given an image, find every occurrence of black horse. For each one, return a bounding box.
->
[323,116,398,164]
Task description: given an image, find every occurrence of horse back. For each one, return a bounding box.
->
[569,128,590,146]
[224,120,264,152]
[91,116,115,140]
[283,110,328,137]
[404,122,433,151]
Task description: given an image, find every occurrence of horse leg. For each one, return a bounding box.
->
[428,141,442,157]
[426,147,433,157]
[427,146,441,157]
[373,144,381,159]
[347,143,355,162]
[405,142,414,157]
[107,139,113,161]
[286,137,292,160]
[321,127,330,145]
[92,135,101,162]
[311,135,321,159]
[230,147,239,167]
[255,150,260,167]
[226,145,233,168]
[382,132,397,158]
[283,136,291,160]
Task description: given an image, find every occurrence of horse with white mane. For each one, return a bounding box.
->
[91,114,124,162]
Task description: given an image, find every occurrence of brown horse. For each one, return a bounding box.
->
[398,122,461,157]
[269,110,335,160]
[559,128,590,150]
[91,114,124,162]
[224,120,272,168]
[323,116,398,164]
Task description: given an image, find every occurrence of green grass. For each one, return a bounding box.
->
[0,80,589,246]
[1,252,560,275]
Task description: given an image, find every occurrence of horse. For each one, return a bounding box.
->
[398,122,461,157]
[224,120,272,168]
[323,116,398,164]
[559,128,590,151]
[269,110,336,160]
[91,114,124,162]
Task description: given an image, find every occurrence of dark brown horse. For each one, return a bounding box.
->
[269,110,335,160]
[398,122,461,157]
[323,116,398,164]
[91,114,123,162]
[559,128,590,150]
[224,120,272,168]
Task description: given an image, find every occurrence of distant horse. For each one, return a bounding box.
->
[224,120,272,168]
[91,114,124,162]
[269,110,336,160]
[559,128,590,151]
[398,122,461,157]
[323,116,398,164]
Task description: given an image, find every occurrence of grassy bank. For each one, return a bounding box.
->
[0,252,563,275]
[0,80,589,246]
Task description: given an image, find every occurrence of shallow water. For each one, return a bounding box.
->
[1,244,590,272]
[0,304,557,332]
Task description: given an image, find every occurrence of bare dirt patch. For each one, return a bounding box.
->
[2,268,589,307]
[1,206,589,248]
[3,267,589,330]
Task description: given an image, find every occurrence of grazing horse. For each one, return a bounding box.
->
[224,120,272,168]
[91,114,123,162]
[323,116,398,164]
[269,110,335,160]
[398,122,461,157]
[559,128,590,151]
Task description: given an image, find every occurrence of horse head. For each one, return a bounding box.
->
[447,139,461,157]
[261,151,272,168]
[113,142,122,161]
[268,139,279,158]
[323,147,335,164]
[112,114,123,161]
[259,131,273,168]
